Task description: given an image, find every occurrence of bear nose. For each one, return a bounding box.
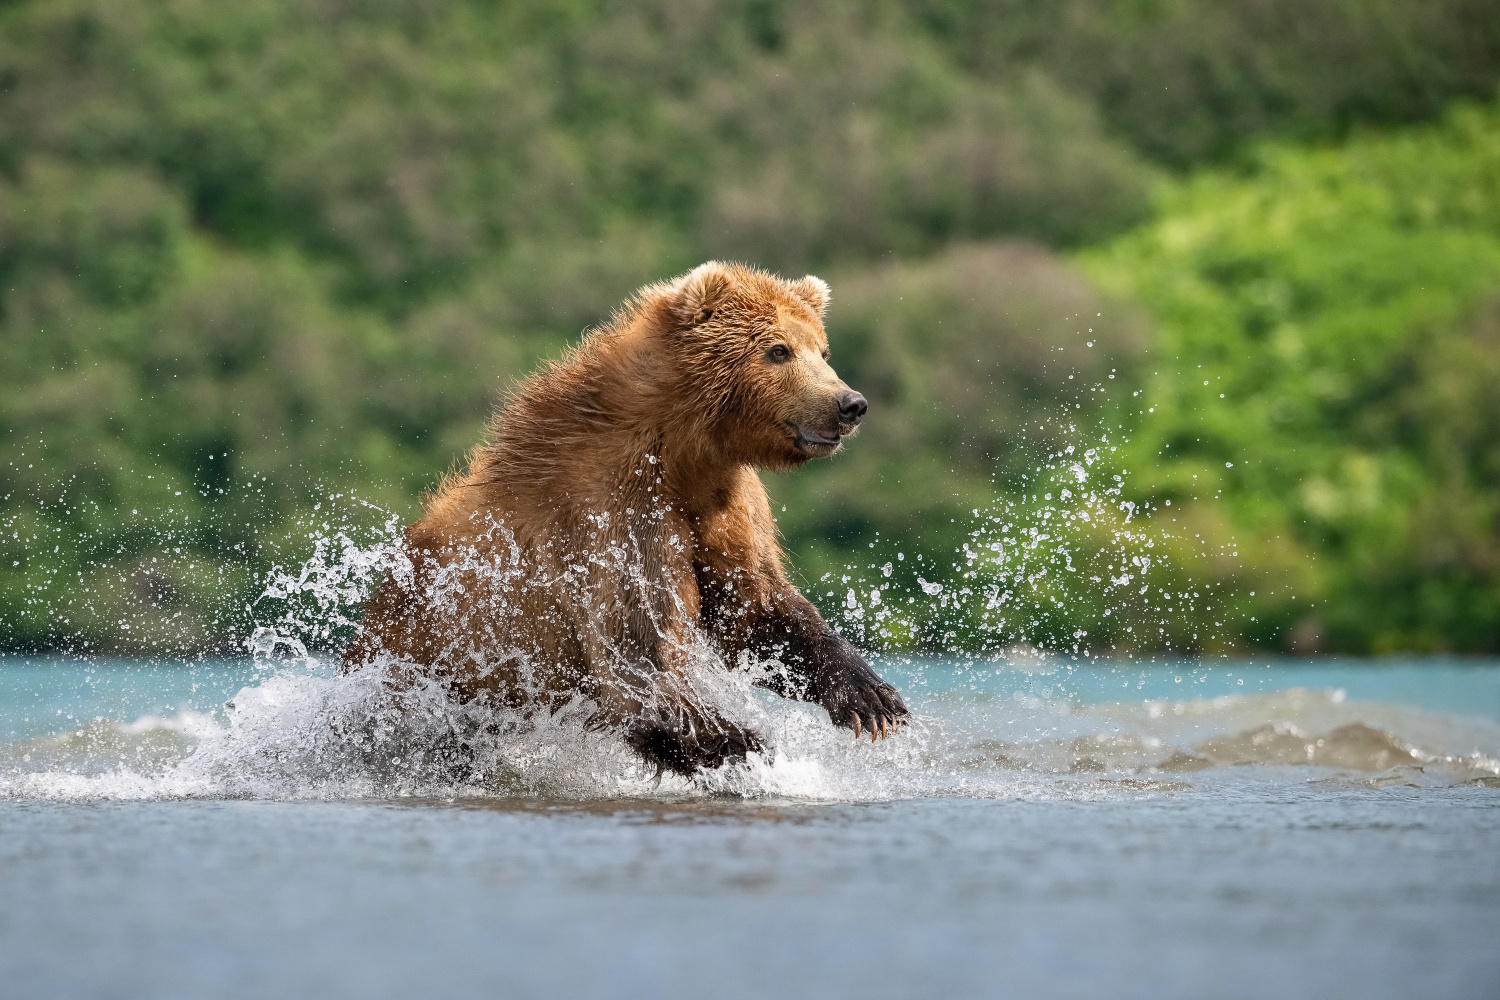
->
[837,390,868,425]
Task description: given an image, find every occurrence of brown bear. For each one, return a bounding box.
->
[344,261,909,775]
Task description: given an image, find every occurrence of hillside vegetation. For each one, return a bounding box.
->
[2,0,1499,654]
[1086,103,1500,653]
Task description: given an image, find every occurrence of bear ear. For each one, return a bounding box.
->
[671,261,735,328]
[790,275,830,318]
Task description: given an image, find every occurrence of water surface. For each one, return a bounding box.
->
[2,655,1497,999]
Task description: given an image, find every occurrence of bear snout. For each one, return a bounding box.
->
[837,390,868,427]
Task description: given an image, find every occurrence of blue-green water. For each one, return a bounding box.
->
[6,653,1500,741]
[2,655,1498,999]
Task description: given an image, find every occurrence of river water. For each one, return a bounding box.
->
[1,654,1497,998]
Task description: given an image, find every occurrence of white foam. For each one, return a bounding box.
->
[6,661,1496,803]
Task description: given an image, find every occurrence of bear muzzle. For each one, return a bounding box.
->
[789,390,867,456]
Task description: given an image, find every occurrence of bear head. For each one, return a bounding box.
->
[658,261,867,470]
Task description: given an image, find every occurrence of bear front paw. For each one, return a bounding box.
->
[625,716,764,776]
[818,657,910,742]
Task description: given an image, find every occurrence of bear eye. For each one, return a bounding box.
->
[767,344,792,363]
[821,347,830,360]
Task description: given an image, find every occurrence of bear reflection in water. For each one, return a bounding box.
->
[345,262,908,775]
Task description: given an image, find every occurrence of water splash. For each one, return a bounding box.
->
[826,421,1233,658]
[2,416,1492,802]
[4,652,1497,802]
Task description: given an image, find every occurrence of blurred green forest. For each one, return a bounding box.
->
[3,0,1500,655]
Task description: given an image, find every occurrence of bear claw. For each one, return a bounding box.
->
[827,674,909,743]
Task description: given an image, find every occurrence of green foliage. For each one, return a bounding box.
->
[0,0,1157,652]
[1,0,1498,653]
[909,0,1500,166]
[1085,101,1500,652]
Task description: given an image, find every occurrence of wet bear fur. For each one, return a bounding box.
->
[344,262,909,775]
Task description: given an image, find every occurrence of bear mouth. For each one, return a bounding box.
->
[790,423,843,455]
